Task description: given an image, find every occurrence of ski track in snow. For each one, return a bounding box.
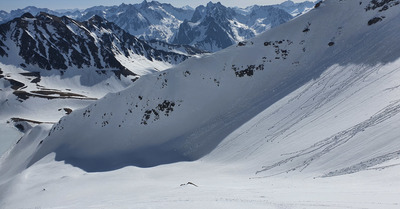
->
[251,64,400,176]
[256,99,400,176]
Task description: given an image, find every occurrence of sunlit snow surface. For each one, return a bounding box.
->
[1,154,400,209]
[0,124,22,157]
[1,0,400,208]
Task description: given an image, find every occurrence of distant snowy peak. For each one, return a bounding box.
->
[0,1,195,43]
[77,0,194,42]
[2,7,62,22]
[0,1,302,52]
[0,12,189,75]
[246,6,294,33]
[273,0,316,16]
[181,5,194,11]
[0,10,8,22]
[173,2,292,52]
[191,2,236,22]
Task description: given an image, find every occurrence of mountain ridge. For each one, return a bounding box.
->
[172,2,293,52]
[0,1,302,52]
[0,12,191,76]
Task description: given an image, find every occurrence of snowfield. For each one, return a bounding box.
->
[1,154,400,209]
[1,0,400,208]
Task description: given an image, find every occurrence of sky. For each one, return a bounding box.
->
[0,0,308,12]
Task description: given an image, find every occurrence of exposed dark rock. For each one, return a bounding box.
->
[13,90,97,101]
[141,100,179,125]
[315,1,322,8]
[238,42,246,46]
[264,41,272,46]
[4,78,25,90]
[365,0,399,11]
[232,64,264,77]
[368,17,383,25]
[20,72,41,83]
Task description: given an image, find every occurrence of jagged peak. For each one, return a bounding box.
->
[206,1,214,8]
[20,12,34,19]
[35,12,73,25]
[87,14,107,25]
[205,2,230,15]
[37,11,54,18]
[280,0,296,7]
[141,0,149,8]
[181,5,194,10]
[206,1,224,9]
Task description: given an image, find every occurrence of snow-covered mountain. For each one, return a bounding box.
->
[0,11,193,152]
[77,1,293,51]
[0,1,294,52]
[1,0,400,208]
[0,10,8,23]
[0,1,194,43]
[242,5,296,34]
[273,0,316,16]
[173,2,292,52]
[0,12,189,75]
[0,7,64,23]
[76,0,194,42]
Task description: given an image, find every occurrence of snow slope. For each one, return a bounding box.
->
[1,0,400,208]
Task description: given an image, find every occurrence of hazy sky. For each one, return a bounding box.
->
[1,0,308,12]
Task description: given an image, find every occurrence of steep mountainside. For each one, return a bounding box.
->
[1,0,400,208]
[0,12,189,75]
[0,12,193,146]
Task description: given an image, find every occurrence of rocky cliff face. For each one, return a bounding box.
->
[0,13,189,75]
